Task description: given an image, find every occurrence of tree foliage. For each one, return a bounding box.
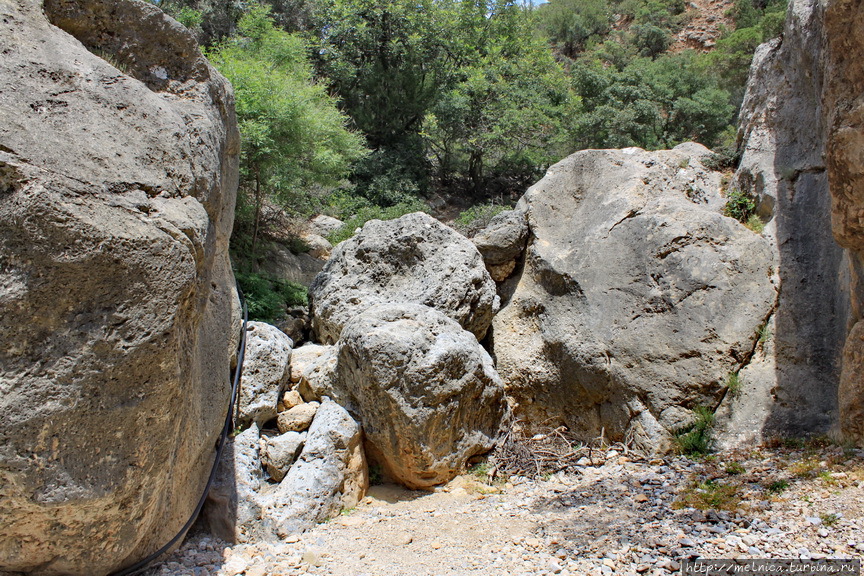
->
[207,5,366,249]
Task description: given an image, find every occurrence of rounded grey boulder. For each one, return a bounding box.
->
[493,145,777,451]
[335,303,509,489]
[309,212,498,343]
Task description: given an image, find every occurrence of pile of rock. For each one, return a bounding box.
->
[206,215,511,538]
[202,321,367,543]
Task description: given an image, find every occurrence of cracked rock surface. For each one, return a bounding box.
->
[492,143,777,450]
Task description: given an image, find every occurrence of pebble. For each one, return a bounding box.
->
[143,445,863,576]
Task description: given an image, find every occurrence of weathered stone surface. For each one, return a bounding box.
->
[336,304,508,489]
[277,402,319,433]
[262,431,306,482]
[472,209,529,266]
[0,1,239,573]
[289,344,331,383]
[201,425,271,544]
[277,389,304,412]
[715,0,850,446]
[295,346,342,404]
[239,322,293,426]
[262,401,367,536]
[824,0,864,444]
[302,233,333,260]
[492,145,776,451]
[309,214,344,237]
[260,243,324,287]
[309,212,498,344]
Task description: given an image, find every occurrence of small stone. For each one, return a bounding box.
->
[634,494,650,503]
[431,540,443,550]
[222,557,248,576]
[636,564,650,573]
[747,547,762,555]
[806,517,822,526]
[678,538,696,547]
[818,528,829,538]
[277,402,319,433]
[245,566,267,576]
[278,389,304,412]
[302,549,321,566]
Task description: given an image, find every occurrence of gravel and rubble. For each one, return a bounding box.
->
[147,444,864,576]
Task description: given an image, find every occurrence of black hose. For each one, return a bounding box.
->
[109,285,248,576]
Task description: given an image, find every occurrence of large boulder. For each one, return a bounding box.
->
[309,212,498,344]
[335,304,509,489]
[0,1,238,574]
[237,322,293,426]
[492,144,777,451]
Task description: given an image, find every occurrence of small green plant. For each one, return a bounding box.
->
[340,507,356,516]
[678,157,691,169]
[675,478,741,511]
[765,479,789,494]
[820,512,839,526]
[789,458,820,478]
[724,188,757,222]
[725,372,742,396]
[674,406,715,456]
[725,461,745,475]
[818,470,837,485]
[757,322,771,344]
[469,461,491,480]
[745,214,765,233]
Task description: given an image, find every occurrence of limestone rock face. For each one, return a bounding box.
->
[238,322,293,426]
[492,145,776,451]
[336,304,509,489]
[0,1,239,574]
[472,209,530,282]
[714,0,851,446]
[309,212,498,344]
[824,0,864,443]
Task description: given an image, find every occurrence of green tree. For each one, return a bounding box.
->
[207,5,367,250]
[537,0,612,59]
[424,0,575,194]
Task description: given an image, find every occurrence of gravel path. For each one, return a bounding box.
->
[148,444,864,576]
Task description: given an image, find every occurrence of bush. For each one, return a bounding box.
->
[723,187,756,222]
[674,406,715,456]
[235,269,308,323]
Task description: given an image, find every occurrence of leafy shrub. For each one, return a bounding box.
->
[235,269,308,323]
[674,406,715,456]
[723,187,756,222]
